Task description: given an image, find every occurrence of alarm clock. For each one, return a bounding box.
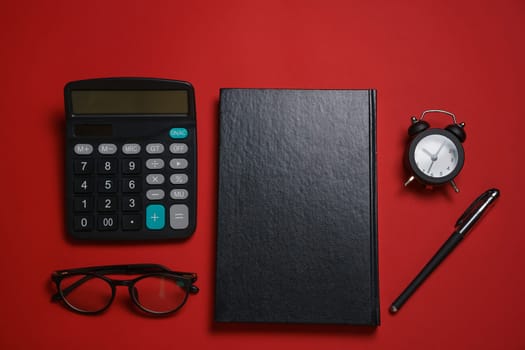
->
[404,110,466,192]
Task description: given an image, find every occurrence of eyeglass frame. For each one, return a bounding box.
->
[51,264,199,316]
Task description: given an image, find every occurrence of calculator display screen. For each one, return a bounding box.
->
[71,90,189,115]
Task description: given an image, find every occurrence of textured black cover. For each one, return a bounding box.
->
[215,89,379,325]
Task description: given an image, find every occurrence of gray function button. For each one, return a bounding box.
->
[122,143,141,154]
[74,144,94,155]
[170,204,189,229]
[169,143,188,154]
[146,143,165,154]
[170,189,189,200]
[98,143,117,155]
[146,174,165,185]
[146,158,165,170]
[170,174,188,185]
[169,158,188,169]
[146,189,165,200]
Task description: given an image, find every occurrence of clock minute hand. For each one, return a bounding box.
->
[433,141,446,158]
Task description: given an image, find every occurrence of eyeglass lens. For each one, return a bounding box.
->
[60,275,113,313]
[59,274,187,314]
[132,276,187,313]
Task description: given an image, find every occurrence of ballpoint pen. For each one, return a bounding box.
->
[390,188,500,313]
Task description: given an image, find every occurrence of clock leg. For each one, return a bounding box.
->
[404,176,415,187]
[450,180,459,193]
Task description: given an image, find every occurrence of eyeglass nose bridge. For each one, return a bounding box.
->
[109,280,139,304]
[112,279,143,301]
[111,279,134,287]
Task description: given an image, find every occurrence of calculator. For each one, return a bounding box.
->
[64,78,197,240]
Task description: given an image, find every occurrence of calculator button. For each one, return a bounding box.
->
[169,143,188,154]
[170,189,189,200]
[122,196,142,211]
[170,174,188,185]
[97,196,117,211]
[146,189,165,200]
[146,158,165,170]
[97,215,118,231]
[169,204,189,230]
[74,159,93,174]
[74,177,93,193]
[98,143,117,155]
[146,174,165,185]
[122,143,141,155]
[74,197,93,211]
[146,143,165,154]
[97,159,117,174]
[146,204,165,230]
[122,177,141,193]
[169,158,188,169]
[122,215,142,231]
[122,159,141,174]
[74,215,93,231]
[74,144,94,155]
[98,178,117,193]
[169,128,188,139]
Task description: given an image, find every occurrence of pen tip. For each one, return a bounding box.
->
[390,305,398,314]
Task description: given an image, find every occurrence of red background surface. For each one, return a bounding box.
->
[1,0,524,349]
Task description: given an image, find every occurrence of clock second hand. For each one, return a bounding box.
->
[427,141,447,173]
[422,148,435,173]
[427,160,435,173]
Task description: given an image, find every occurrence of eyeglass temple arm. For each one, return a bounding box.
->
[54,264,196,277]
[51,274,94,301]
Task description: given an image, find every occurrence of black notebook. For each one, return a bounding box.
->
[215,89,379,325]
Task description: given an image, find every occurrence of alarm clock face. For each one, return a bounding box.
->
[408,129,464,184]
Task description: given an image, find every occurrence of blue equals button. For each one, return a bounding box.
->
[169,127,188,139]
[146,204,165,230]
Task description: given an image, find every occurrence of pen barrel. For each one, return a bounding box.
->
[391,231,464,312]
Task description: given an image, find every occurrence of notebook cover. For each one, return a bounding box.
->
[215,89,379,325]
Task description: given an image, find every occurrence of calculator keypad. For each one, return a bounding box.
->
[71,136,193,238]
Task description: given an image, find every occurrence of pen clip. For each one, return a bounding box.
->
[455,189,499,228]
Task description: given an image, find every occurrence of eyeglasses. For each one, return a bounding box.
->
[51,264,199,316]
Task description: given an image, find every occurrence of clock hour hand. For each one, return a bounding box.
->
[422,148,434,159]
